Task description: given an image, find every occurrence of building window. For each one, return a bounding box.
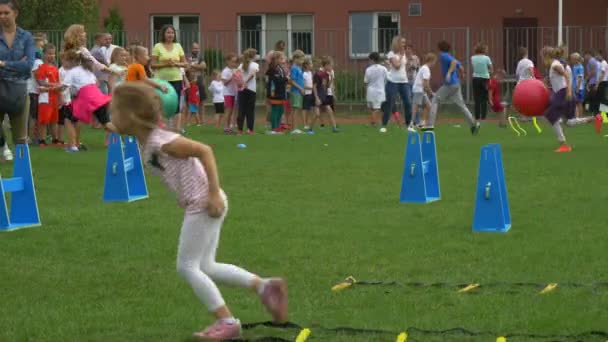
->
[151,15,200,47]
[349,12,400,58]
[240,15,264,55]
[409,3,422,16]
[238,14,314,56]
[289,15,314,56]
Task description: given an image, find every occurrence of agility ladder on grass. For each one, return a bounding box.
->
[330,276,608,295]
[236,320,608,342]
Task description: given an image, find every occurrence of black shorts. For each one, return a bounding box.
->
[326,95,335,110]
[93,104,110,125]
[214,102,225,114]
[197,82,207,102]
[59,104,77,125]
[29,93,38,119]
[303,94,315,110]
[319,95,333,107]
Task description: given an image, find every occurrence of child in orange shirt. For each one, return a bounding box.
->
[127,46,168,92]
[36,43,62,147]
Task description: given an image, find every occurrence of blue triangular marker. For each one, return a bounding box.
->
[473,144,511,232]
[103,133,148,202]
[400,131,441,203]
[0,144,41,232]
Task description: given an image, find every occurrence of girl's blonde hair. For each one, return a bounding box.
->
[110,47,127,65]
[556,45,568,59]
[241,48,257,71]
[391,35,406,53]
[63,24,85,50]
[570,52,582,63]
[291,49,305,62]
[112,83,163,129]
[61,49,94,72]
[269,51,285,70]
[211,69,221,77]
[424,52,437,64]
[302,58,313,70]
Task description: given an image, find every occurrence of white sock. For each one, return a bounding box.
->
[566,118,589,126]
[220,317,238,325]
[256,279,270,296]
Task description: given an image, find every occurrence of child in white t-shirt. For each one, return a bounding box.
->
[516,47,535,82]
[301,59,314,131]
[364,52,387,126]
[27,57,44,142]
[411,53,437,130]
[108,47,129,91]
[209,70,225,129]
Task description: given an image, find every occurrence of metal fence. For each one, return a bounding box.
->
[36,26,608,106]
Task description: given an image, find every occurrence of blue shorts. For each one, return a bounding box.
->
[189,103,198,113]
[574,89,585,103]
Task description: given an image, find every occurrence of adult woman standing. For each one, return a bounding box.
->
[470,42,493,121]
[381,36,413,133]
[0,0,35,160]
[151,24,187,132]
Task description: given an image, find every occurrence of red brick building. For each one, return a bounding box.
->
[99,0,608,71]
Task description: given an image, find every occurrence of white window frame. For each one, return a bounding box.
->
[150,15,200,48]
[287,14,315,57]
[349,12,400,59]
[237,14,266,59]
[237,13,314,57]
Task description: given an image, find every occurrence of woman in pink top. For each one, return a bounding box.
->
[110,83,288,341]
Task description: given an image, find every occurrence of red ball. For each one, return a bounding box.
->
[513,79,550,116]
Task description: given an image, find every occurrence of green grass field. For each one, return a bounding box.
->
[1,120,607,342]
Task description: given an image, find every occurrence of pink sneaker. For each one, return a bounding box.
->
[260,278,288,323]
[193,319,241,341]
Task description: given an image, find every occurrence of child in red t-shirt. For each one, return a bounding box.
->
[36,44,62,147]
[185,70,201,126]
[488,69,507,127]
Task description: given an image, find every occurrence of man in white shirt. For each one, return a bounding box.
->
[104,33,119,65]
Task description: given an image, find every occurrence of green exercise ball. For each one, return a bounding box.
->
[152,79,179,119]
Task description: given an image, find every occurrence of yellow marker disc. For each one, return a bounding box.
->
[540,283,558,294]
[331,276,357,292]
[496,337,507,342]
[458,283,480,293]
[295,328,311,342]
[396,332,408,342]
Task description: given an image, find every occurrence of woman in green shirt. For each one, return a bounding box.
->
[151,25,187,129]
[470,42,493,121]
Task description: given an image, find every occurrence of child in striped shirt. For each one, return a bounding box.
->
[110,82,288,341]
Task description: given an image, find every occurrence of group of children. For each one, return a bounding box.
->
[364,41,503,134]
[362,40,603,151]
[208,48,339,135]
[513,45,603,151]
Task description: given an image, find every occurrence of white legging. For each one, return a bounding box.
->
[177,193,257,312]
[551,117,590,143]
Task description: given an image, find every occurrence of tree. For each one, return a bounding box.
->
[17,0,100,31]
[103,7,124,32]
[103,6,126,47]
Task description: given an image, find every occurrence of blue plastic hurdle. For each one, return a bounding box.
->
[0,144,41,232]
[472,144,511,233]
[400,131,441,203]
[103,133,148,202]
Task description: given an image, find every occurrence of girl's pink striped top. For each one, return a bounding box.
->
[143,128,209,214]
